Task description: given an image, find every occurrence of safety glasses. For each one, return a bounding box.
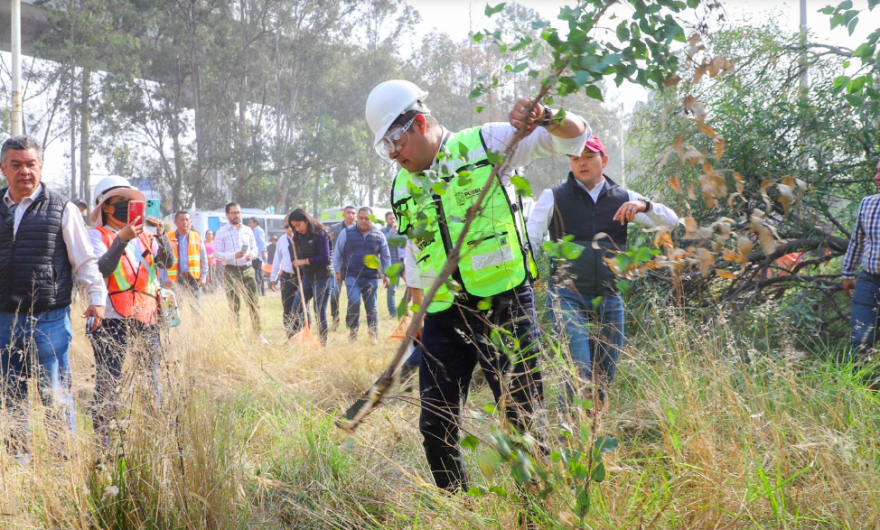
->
[375,116,416,158]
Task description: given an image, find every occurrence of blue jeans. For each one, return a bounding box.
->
[329,276,341,328]
[89,318,161,441]
[551,286,624,400]
[293,276,331,345]
[850,271,880,357]
[345,276,379,338]
[0,306,75,453]
[386,274,400,317]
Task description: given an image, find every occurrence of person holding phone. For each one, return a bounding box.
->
[86,176,175,452]
[214,202,265,343]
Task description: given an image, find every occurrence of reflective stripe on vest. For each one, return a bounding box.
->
[167,231,202,281]
[391,127,537,314]
[96,226,160,325]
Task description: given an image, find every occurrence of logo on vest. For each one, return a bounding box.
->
[455,188,481,206]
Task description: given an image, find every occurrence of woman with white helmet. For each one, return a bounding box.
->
[86,176,175,451]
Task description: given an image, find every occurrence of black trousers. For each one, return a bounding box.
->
[418,285,544,492]
[279,272,299,339]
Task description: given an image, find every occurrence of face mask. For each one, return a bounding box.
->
[111,201,130,223]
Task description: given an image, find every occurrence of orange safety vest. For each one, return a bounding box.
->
[96,227,160,325]
[166,231,202,281]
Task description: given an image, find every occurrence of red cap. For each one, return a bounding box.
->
[584,135,606,157]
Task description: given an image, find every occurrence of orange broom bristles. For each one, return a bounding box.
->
[389,318,409,339]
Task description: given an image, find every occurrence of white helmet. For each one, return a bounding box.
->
[365,80,430,152]
[90,175,144,225]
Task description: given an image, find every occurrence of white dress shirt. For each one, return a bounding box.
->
[213,223,257,266]
[526,177,680,247]
[270,234,295,282]
[3,184,106,306]
[402,117,592,273]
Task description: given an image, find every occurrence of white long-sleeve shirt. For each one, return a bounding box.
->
[270,234,295,282]
[3,185,107,306]
[213,223,257,266]
[526,177,679,246]
[403,117,592,274]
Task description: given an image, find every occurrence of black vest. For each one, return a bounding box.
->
[0,185,74,312]
[342,225,384,280]
[292,230,331,281]
[549,174,629,295]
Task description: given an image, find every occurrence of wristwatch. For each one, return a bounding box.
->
[639,199,653,212]
[540,105,554,126]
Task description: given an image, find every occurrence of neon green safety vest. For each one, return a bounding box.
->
[391,126,538,314]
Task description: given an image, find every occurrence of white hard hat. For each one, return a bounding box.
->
[365,80,430,150]
[89,175,145,224]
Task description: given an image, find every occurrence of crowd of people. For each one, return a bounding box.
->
[0,78,878,522]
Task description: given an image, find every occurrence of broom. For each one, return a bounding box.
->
[289,234,322,348]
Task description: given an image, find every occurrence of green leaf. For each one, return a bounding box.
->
[531,20,549,29]
[845,94,863,107]
[476,449,503,477]
[594,436,619,453]
[510,175,532,197]
[561,241,585,260]
[616,21,630,42]
[387,234,407,248]
[461,435,479,450]
[432,182,448,196]
[489,486,507,497]
[477,297,493,310]
[363,254,379,270]
[485,2,505,16]
[384,263,403,281]
[472,32,484,43]
[591,462,606,482]
[576,486,591,518]
[396,295,408,319]
[585,84,604,101]
[832,75,850,94]
[466,485,488,497]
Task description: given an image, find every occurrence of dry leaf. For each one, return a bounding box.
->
[698,123,716,138]
[694,247,715,277]
[664,75,681,87]
[654,230,673,249]
[733,172,745,194]
[659,146,674,169]
[687,182,697,200]
[737,236,753,259]
[693,64,708,84]
[716,269,738,279]
[715,137,725,160]
[591,232,610,249]
[673,133,685,161]
[669,176,682,194]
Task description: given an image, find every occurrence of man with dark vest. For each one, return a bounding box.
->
[332,206,390,343]
[527,135,678,406]
[161,210,208,307]
[0,136,106,459]
[366,79,588,494]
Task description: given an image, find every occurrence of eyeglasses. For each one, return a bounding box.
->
[376,116,416,158]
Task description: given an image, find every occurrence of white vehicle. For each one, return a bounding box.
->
[163,208,289,239]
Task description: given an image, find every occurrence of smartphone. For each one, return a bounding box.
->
[85,316,95,336]
[145,199,161,220]
[128,200,145,226]
[240,243,248,253]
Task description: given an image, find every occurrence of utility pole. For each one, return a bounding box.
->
[799,0,808,89]
[11,0,23,135]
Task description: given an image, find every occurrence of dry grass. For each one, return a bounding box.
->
[1,287,879,529]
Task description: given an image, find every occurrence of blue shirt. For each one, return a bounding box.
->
[253,225,267,254]
[159,230,208,283]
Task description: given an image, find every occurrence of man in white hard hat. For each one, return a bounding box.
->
[366,80,590,492]
[0,135,106,459]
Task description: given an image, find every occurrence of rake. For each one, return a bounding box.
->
[289,235,322,348]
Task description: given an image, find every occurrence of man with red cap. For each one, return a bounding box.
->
[527,135,679,407]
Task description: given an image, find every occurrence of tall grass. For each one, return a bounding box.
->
[1,286,878,529]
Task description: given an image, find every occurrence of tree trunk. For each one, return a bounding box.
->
[79,67,91,205]
[69,65,77,201]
